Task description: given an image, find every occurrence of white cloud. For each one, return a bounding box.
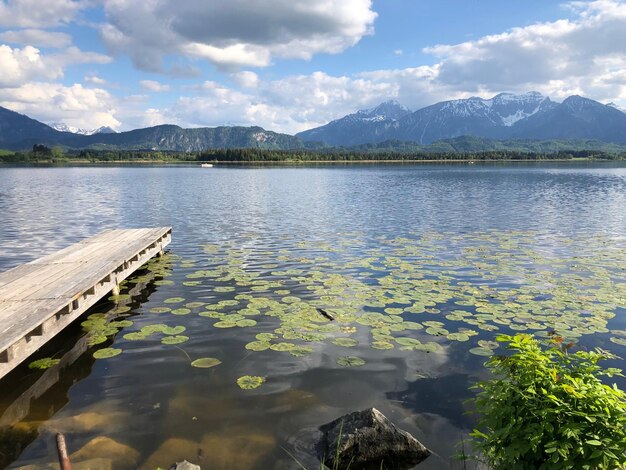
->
[0,45,59,87]
[139,80,171,92]
[231,71,259,89]
[99,0,626,133]
[393,49,403,56]
[145,71,401,134]
[0,29,72,48]
[5,0,626,136]
[100,0,376,70]
[0,0,86,28]
[84,74,108,85]
[0,43,111,87]
[53,46,111,68]
[0,82,120,129]
[421,0,626,104]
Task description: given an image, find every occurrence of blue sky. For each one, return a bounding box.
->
[0,0,625,133]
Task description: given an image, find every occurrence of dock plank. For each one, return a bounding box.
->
[0,227,171,380]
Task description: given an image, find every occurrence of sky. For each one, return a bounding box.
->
[1,0,626,133]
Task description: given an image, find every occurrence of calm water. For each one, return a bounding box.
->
[1,163,626,469]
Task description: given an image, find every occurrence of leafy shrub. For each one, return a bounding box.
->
[470,333,626,469]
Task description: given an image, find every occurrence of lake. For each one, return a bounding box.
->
[1,162,626,469]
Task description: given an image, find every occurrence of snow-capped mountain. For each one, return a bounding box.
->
[511,95,626,142]
[49,122,117,135]
[296,100,411,146]
[298,92,626,145]
[355,100,412,122]
[390,92,558,144]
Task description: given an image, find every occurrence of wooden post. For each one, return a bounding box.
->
[111,284,120,296]
[56,433,71,470]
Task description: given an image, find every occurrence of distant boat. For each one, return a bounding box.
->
[200,163,213,168]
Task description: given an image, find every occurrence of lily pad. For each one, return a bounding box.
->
[469,347,494,357]
[171,308,191,316]
[610,337,626,346]
[191,357,222,368]
[164,297,185,304]
[332,338,359,347]
[93,348,122,359]
[123,332,147,341]
[237,375,265,390]
[161,335,189,345]
[337,356,366,367]
[29,357,61,370]
[87,334,108,346]
[290,346,314,357]
[270,342,297,352]
[246,341,270,351]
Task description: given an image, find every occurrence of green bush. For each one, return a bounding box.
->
[470,333,626,469]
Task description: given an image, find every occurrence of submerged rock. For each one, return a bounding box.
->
[70,436,140,469]
[140,438,199,470]
[48,411,127,433]
[318,408,430,469]
[199,431,275,469]
[141,431,274,470]
[170,461,201,470]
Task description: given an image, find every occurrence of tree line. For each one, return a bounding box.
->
[0,145,625,163]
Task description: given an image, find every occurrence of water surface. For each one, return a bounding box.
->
[1,163,626,469]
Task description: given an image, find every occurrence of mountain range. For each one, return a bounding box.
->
[48,122,117,135]
[297,92,626,146]
[0,107,302,151]
[1,91,625,152]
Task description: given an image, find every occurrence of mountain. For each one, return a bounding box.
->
[3,92,626,153]
[79,124,303,151]
[296,100,411,146]
[511,96,626,143]
[0,106,303,151]
[347,136,626,154]
[606,103,625,113]
[390,92,557,143]
[298,92,626,146]
[0,107,66,147]
[49,123,118,135]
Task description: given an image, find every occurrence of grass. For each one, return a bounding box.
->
[282,418,361,470]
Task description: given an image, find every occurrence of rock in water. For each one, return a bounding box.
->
[169,461,201,470]
[318,408,430,469]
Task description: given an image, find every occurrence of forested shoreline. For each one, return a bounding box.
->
[1,146,625,164]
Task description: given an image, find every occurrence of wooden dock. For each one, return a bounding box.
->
[0,227,172,380]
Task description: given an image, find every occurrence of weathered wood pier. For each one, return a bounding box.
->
[0,227,172,380]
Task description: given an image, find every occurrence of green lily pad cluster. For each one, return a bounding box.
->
[28,357,61,370]
[90,230,626,392]
[122,323,187,344]
[81,313,133,346]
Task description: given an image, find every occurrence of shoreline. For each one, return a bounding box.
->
[0,157,622,166]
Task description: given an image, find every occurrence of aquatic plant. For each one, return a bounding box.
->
[93,348,122,359]
[28,357,61,369]
[237,375,265,389]
[470,333,626,469]
[190,357,222,368]
[337,356,366,367]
